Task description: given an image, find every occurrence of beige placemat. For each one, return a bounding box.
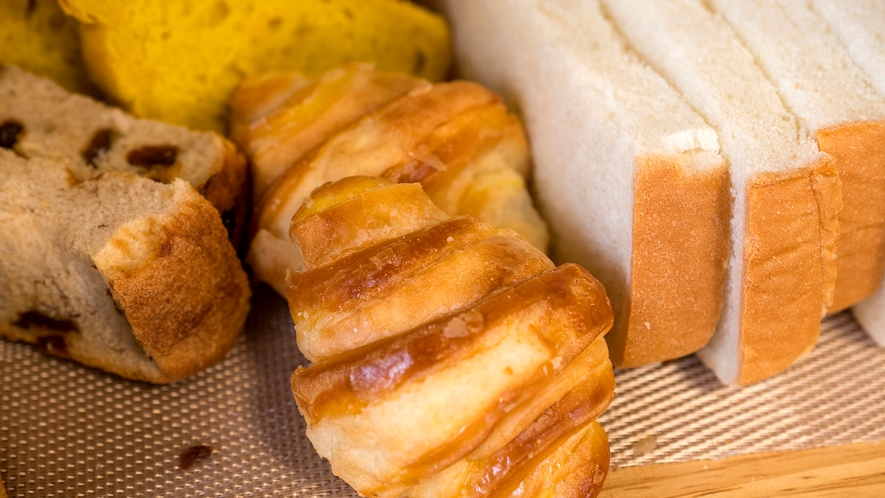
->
[1,285,883,496]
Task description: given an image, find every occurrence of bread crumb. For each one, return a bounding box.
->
[443,317,469,338]
[632,435,657,456]
[644,321,651,329]
[550,356,563,370]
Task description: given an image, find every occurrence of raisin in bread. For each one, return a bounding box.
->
[0,149,251,383]
[0,65,248,244]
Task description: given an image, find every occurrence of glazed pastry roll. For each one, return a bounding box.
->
[234,65,548,295]
[230,63,423,198]
[287,177,613,498]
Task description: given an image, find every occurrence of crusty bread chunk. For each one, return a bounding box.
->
[708,0,885,314]
[247,77,549,295]
[58,0,452,131]
[0,150,251,383]
[812,0,885,95]
[0,65,248,244]
[0,0,95,95]
[288,177,613,498]
[602,0,840,385]
[437,0,731,368]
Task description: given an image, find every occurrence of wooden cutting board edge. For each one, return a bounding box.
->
[600,440,885,498]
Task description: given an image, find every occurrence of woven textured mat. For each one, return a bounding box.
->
[2,285,884,497]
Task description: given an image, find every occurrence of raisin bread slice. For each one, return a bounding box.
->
[0,65,248,244]
[0,149,251,383]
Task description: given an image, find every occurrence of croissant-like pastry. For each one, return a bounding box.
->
[288,177,614,497]
[231,64,549,295]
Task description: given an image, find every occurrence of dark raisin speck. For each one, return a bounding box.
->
[82,128,116,167]
[179,445,213,470]
[14,310,78,333]
[127,145,178,167]
[0,120,24,149]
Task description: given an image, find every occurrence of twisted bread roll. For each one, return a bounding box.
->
[288,177,613,497]
[231,64,549,295]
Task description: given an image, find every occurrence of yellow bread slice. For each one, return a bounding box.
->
[0,0,95,94]
[58,0,452,131]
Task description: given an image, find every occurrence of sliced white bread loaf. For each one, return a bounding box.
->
[0,65,248,243]
[0,149,251,383]
[811,0,885,95]
[438,0,731,367]
[707,0,885,314]
[601,0,841,385]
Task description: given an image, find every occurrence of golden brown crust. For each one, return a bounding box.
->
[289,217,554,361]
[253,80,501,239]
[198,136,250,248]
[738,158,841,385]
[817,121,885,313]
[291,264,613,493]
[290,179,447,269]
[230,64,423,198]
[292,263,611,420]
[107,193,251,383]
[492,421,610,498]
[286,178,612,496]
[610,153,731,367]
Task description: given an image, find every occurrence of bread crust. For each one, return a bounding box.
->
[291,264,613,494]
[248,80,546,292]
[608,153,731,368]
[103,193,251,383]
[737,158,841,385]
[198,137,249,247]
[816,121,885,312]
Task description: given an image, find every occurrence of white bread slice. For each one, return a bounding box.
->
[707,0,885,313]
[437,0,731,367]
[601,0,841,385]
[0,150,251,383]
[812,0,885,345]
[811,0,885,95]
[0,65,248,243]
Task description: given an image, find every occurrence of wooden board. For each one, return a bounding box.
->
[600,441,885,498]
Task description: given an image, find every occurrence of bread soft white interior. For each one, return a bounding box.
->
[438,0,731,368]
[708,0,885,314]
[812,0,885,95]
[600,0,843,385]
